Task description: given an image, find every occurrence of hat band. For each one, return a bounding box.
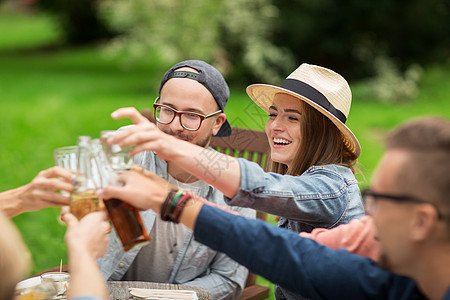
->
[281,79,347,123]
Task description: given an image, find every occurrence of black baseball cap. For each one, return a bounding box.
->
[158,60,232,137]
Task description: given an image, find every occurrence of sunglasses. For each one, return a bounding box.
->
[362,188,443,219]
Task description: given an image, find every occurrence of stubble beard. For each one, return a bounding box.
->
[161,128,212,148]
[162,128,213,183]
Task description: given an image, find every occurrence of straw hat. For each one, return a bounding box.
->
[246,63,361,158]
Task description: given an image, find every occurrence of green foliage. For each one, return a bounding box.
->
[36,0,113,44]
[99,0,295,84]
[99,0,449,84]
[100,0,223,66]
[273,0,450,79]
[6,0,448,82]
[366,57,423,103]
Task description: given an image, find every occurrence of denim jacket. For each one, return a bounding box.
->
[98,151,255,300]
[225,159,365,300]
[227,158,365,232]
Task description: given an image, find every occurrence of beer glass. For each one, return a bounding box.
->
[53,146,78,171]
[53,146,78,197]
[100,130,134,172]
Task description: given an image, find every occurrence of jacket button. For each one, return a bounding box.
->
[119,263,125,268]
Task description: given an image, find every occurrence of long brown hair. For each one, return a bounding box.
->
[269,100,358,176]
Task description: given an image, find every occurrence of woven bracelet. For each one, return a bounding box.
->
[171,190,184,208]
[161,189,178,221]
[172,192,192,223]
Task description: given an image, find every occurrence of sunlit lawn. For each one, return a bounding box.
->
[1,10,448,300]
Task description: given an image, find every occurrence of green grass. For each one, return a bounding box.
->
[0,11,61,50]
[349,65,450,184]
[1,10,449,300]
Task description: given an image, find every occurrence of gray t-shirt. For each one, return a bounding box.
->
[121,175,204,282]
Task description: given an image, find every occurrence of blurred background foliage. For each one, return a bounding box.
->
[4,0,447,98]
[98,0,295,84]
[0,0,449,297]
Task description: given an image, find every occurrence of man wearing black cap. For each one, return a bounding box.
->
[98,60,255,300]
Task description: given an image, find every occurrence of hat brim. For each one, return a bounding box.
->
[246,84,361,158]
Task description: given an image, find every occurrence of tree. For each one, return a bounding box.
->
[37,0,113,44]
[99,0,294,83]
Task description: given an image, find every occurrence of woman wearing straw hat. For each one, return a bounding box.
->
[242,63,364,235]
[107,63,365,297]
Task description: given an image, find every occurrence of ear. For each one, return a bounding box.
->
[409,204,439,241]
[212,113,227,136]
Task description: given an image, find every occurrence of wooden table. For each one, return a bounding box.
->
[107,281,212,300]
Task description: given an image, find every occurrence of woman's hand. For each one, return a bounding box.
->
[97,167,176,213]
[20,166,74,208]
[0,166,75,217]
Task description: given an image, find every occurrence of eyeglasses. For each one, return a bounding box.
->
[153,98,222,131]
[362,188,443,219]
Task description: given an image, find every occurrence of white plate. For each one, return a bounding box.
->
[129,288,198,300]
[16,276,42,290]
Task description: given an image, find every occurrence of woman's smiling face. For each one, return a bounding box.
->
[265,93,302,169]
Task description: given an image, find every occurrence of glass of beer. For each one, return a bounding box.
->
[68,136,103,220]
[69,189,101,220]
[54,144,101,219]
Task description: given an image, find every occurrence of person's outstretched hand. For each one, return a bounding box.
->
[0,166,74,217]
[107,107,181,160]
[97,166,176,213]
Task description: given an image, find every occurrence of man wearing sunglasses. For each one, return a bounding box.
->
[98,60,255,300]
